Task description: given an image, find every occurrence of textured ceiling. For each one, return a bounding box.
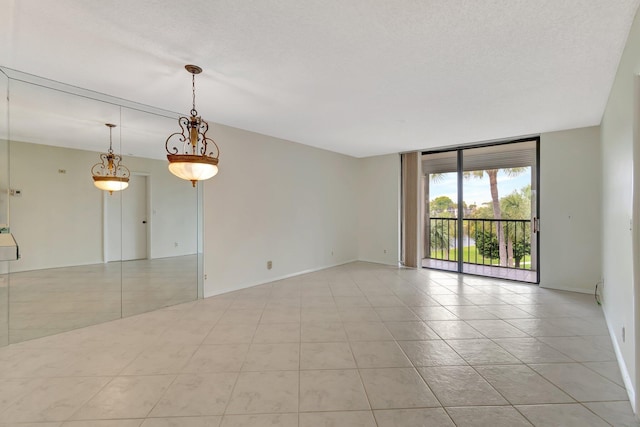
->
[1,0,639,157]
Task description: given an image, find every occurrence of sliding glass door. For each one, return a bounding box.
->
[423,139,539,283]
[423,150,459,273]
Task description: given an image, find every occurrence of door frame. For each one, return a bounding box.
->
[102,171,152,262]
[421,136,541,283]
[133,173,151,261]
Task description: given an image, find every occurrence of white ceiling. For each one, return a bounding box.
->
[1,0,639,158]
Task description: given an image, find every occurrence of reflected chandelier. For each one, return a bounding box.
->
[165,65,220,187]
[92,123,130,194]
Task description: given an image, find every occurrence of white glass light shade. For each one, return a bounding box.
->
[167,154,219,186]
[168,162,218,181]
[93,177,129,192]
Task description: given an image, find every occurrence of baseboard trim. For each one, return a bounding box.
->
[204,259,358,298]
[539,284,593,294]
[356,258,399,267]
[603,308,636,413]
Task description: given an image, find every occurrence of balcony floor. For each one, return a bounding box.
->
[422,258,538,283]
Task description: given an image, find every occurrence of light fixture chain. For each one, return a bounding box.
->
[108,125,114,154]
[191,72,197,116]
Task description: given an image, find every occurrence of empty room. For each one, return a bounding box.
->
[0,1,639,426]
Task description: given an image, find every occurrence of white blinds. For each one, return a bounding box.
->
[422,140,536,174]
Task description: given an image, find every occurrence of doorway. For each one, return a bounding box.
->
[422,139,539,283]
[105,174,149,262]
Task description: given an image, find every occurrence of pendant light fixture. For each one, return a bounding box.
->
[91,123,130,195]
[165,65,220,187]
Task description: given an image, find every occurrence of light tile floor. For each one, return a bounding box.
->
[0,261,637,426]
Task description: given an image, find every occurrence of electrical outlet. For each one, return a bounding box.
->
[267,261,272,270]
[204,274,207,280]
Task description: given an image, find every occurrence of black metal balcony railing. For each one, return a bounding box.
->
[428,217,532,270]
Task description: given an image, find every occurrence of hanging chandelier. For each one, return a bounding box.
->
[91,123,130,195]
[165,65,220,187]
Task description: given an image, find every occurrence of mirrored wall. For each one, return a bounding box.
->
[0,69,8,346]
[0,68,203,345]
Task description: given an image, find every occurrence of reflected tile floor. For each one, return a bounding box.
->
[0,261,637,426]
[4,255,197,344]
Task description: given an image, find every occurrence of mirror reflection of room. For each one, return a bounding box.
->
[2,71,200,344]
[0,70,8,347]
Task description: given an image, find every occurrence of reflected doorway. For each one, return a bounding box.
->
[122,174,148,261]
[105,174,149,262]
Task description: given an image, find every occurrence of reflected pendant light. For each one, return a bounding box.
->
[165,64,220,187]
[91,123,130,195]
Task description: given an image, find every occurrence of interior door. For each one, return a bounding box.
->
[122,175,148,261]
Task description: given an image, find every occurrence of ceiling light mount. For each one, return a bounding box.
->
[184,64,202,75]
[92,123,130,195]
[165,64,219,187]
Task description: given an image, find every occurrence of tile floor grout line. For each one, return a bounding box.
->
[336,279,379,427]
[219,295,264,419]
[59,375,121,424]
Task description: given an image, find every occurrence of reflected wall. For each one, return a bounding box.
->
[0,68,201,344]
[0,69,8,346]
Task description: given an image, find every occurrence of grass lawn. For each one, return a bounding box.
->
[430,246,532,270]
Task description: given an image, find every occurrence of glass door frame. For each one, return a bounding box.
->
[422,137,541,284]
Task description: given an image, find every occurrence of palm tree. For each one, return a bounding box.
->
[501,185,532,268]
[464,168,526,266]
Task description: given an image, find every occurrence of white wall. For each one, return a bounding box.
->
[356,131,605,287]
[539,127,602,293]
[8,141,197,272]
[358,154,400,265]
[600,6,640,410]
[9,141,103,271]
[203,125,359,297]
